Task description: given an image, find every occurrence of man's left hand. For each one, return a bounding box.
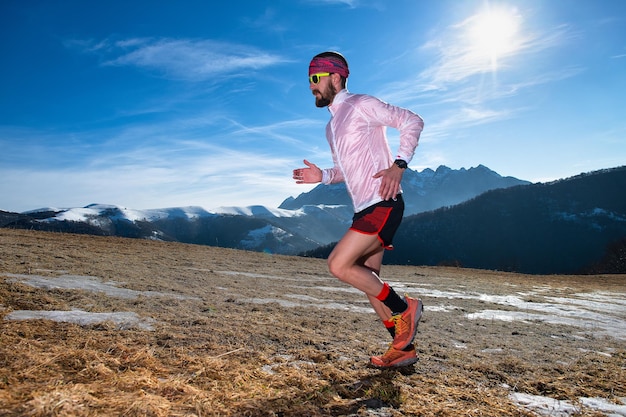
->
[373,164,404,200]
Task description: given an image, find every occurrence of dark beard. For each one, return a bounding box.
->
[315,96,331,108]
[314,83,337,108]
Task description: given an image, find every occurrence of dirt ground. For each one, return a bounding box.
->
[0,229,624,416]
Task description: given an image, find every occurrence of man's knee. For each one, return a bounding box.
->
[327,255,348,281]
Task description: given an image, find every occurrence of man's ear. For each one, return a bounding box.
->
[331,73,343,89]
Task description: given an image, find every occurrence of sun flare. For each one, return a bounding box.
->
[467,7,522,70]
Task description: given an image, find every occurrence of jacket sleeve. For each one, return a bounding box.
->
[360,95,424,164]
[322,152,345,184]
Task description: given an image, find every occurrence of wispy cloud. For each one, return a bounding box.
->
[229,118,324,146]
[302,0,360,8]
[0,129,300,211]
[68,37,290,82]
[0,110,315,211]
[301,0,386,10]
[377,9,581,133]
[240,7,289,33]
[419,16,571,88]
[382,9,575,99]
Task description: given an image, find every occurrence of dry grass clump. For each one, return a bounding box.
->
[1,229,625,416]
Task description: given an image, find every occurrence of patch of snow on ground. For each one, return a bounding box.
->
[466,291,626,340]
[217,270,626,341]
[580,397,626,416]
[3,272,198,330]
[246,295,373,314]
[6,273,197,300]
[510,393,626,417]
[381,283,626,341]
[5,309,155,330]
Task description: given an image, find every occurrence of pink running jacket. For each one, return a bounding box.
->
[321,89,424,213]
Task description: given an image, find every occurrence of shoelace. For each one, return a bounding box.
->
[392,314,409,336]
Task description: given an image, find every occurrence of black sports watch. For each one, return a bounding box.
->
[393,159,408,169]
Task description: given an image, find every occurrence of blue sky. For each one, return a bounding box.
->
[1,0,625,212]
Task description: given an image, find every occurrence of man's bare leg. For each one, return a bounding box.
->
[328,229,396,322]
[358,247,393,322]
[327,229,387,296]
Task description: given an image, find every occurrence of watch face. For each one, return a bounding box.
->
[394,159,407,169]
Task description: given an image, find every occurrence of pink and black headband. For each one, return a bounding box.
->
[309,55,350,78]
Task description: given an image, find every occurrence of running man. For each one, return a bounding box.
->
[293,51,425,368]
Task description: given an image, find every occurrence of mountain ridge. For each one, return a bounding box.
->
[3,164,624,274]
[279,164,529,215]
[391,166,626,274]
[304,166,626,274]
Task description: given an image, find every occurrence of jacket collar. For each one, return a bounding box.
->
[328,89,349,115]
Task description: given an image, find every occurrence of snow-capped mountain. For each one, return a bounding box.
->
[279,164,529,215]
[2,165,526,255]
[31,204,212,224]
[10,202,351,255]
[7,164,624,274]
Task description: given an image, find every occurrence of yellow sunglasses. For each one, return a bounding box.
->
[309,72,331,84]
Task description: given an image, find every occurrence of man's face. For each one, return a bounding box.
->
[310,75,337,108]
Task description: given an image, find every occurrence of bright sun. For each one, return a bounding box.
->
[467,7,522,70]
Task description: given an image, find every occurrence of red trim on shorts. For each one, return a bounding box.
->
[349,206,392,234]
[350,206,393,249]
[350,196,404,250]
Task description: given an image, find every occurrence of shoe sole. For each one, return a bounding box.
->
[370,356,418,369]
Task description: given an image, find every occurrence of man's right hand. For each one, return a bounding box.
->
[293,159,322,184]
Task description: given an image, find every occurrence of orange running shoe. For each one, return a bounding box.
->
[370,344,417,368]
[391,297,423,350]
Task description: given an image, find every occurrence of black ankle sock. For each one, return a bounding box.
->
[382,286,408,315]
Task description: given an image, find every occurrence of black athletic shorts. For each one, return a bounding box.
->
[349,194,404,249]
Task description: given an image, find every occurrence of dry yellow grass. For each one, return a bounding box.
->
[0,229,624,416]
